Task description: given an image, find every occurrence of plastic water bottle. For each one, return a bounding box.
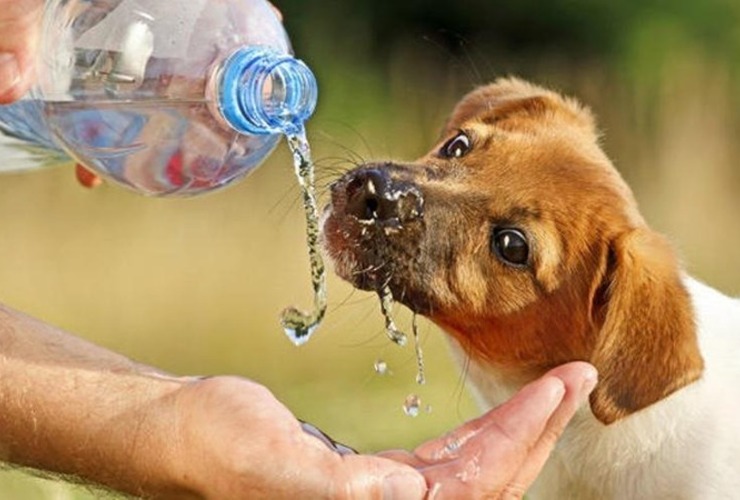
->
[0,0,317,196]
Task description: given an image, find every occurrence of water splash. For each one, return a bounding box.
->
[374,359,389,375]
[403,394,421,417]
[280,128,328,345]
[455,455,482,483]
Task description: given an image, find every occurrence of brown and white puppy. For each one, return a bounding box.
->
[322,78,740,498]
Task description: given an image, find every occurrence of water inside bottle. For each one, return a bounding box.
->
[280,128,328,345]
[41,99,278,196]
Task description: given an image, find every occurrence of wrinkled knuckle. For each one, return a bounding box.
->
[496,482,528,500]
[327,458,386,500]
[330,479,366,500]
[540,426,565,449]
[326,464,358,500]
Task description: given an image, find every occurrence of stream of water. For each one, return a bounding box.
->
[280,128,328,346]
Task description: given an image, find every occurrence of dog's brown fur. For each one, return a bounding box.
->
[323,78,703,424]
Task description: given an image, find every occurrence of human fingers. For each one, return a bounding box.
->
[295,420,427,499]
[416,375,567,498]
[300,420,357,456]
[323,453,427,500]
[412,362,596,499]
[172,376,427,499]
[0,0,43,102]
[268,2,283,22]
[508,361,597,489]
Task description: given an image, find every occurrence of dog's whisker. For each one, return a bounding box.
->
[420,32,486,88]
[451,350,474,421]
[331,290,376,310]
[313,154,361,166]
[314,124,373,161]
[350,260,388,277]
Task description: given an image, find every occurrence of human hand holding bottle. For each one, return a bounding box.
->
[0,0,42,102]
[0,0,284,103]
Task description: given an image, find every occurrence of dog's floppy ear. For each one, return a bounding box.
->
[444,78,596,135]
[588,228,704,424]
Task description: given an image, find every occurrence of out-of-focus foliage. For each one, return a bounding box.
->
[280,0,740,61]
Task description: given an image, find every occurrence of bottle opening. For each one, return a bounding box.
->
[215,47,317,136]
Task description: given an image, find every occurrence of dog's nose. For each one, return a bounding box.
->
[346,169,394,221]
[337,167,423,224]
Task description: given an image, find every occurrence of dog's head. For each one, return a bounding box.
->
[322,78,704,424]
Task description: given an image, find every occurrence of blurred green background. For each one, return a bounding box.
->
[2,0,740,497]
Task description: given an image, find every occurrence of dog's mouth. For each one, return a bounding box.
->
[322,164,435,313]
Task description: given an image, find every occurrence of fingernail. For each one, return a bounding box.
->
[579,366,599,401]
[0,52,21,98]
[383,472,426,500]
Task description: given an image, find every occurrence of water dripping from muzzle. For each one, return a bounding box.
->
[377,285,428,417]
[378,285,407,346]
[412,313,425,385]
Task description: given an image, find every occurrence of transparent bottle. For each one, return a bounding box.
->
[0,0,317,196]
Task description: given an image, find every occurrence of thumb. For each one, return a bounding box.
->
[331,454,428,500]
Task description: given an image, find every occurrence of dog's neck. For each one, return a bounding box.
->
[431,288,597,375]
[439,284,704,425]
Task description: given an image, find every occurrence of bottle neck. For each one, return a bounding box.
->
[213,47,318,136]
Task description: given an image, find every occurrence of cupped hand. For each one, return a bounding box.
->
[167,361,595,499]
[379,362,597,499]
[169,376,427,499]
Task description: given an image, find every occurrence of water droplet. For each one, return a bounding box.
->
[378,285,407,346]
[282,322,318,347]
[280,128,327,346]
[374,359,388,375]
[403,394,421,417]
[455,455,482,482]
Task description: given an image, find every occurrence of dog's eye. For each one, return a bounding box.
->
[492,228,529,266]
[440,132,471,159]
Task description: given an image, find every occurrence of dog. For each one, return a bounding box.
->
[321,77,740,499]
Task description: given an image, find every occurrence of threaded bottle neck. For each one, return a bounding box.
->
[214,47,317,136]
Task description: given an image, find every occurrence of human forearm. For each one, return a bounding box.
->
[0,304,192,497]
[0,304,425,500]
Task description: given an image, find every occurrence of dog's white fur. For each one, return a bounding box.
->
[453,277,740,499]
